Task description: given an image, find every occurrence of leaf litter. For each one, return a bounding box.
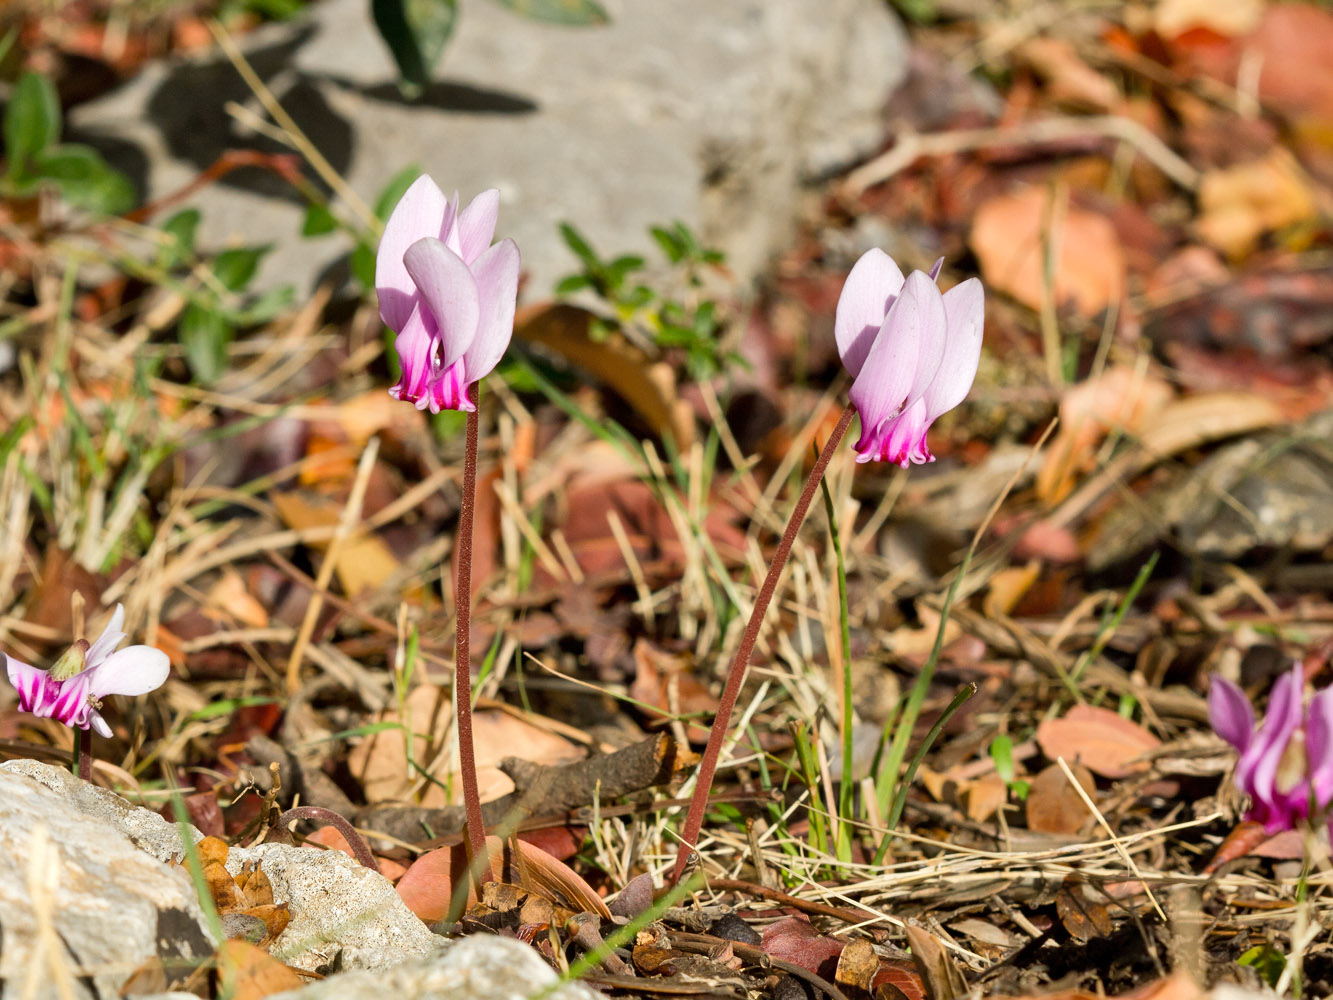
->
[3,0,1333,998]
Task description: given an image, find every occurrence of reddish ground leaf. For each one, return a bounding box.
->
[1036,705,1161,779]
[759,915,844,981]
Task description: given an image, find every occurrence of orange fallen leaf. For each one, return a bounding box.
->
[970,186,1125,316]
[1037,364,1175,504]
[270,491,401,598]
[1036,705,1160,779]
[1196,148,1319,259]
[395,835,612,923]
[347,685,583,808]
[1026,762,1097,834]
[216,940,305,1000]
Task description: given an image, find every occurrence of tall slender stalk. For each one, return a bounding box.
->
[668,404,854,886]
[455,385,492,885]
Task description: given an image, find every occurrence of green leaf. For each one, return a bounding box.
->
[230,284,295,325]
[558,222,600,270]
[160,209,201,268]
[372,0,458,92]
[554,274,592,295]
[302,202,339,237]
[351,241,376,290]
[5,72,61,179]
[179,303,234,384]
[650,225,685,263]
[375,165,423,220]
[211,245,270,292]
[486,0,608,25]
[31,145,135,215]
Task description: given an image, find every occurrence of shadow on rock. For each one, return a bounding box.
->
[143,25,352,204]
[347,78,538,115]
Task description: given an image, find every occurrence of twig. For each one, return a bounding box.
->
[276,805,379,871]
[670,932,852,1000]
[669,404,855,886]
[285,436,380,693]
[706,877,871,926]
[206,19,378,231]
[841,115,1200,196]
[1055,756,1167,922]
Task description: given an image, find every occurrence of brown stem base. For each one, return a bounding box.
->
[78,728,92,783]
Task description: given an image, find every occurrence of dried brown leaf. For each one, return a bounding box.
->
[1036,705,1160,779]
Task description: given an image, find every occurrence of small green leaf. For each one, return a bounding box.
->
[351,241,377,290]
[605,254,645,286]
[650,225,686,263]
[486,0,608,25]
[558,222,600,269]
[179,303,234,384]
[211,245,270,292]
[31,145,134,214]
[302,202,339,237]
[375,165,423,220]
[230,284,295,325]
[622,285,654,309]
[554,274,592,295]
[5,72,61,179]
[160,209,201,268]
[372,0,458,92]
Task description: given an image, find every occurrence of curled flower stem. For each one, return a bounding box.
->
[77,728,91,783]
[276,805,379,870]
[668,403,856,886]
[455,386,493,885]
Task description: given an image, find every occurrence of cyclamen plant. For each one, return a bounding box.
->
[669,250,984,883]
[4,604,169,781]
[378,175,521,886]
[1210,664,1333,836]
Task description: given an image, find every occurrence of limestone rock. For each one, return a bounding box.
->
[0,764,214,1000]
[269,934,600,1000]
[2,760,439,975]
[70,0,907,296]
[222,842,440,973]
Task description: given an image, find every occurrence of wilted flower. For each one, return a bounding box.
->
[1209,664,1333,834]
[835,250,984,466]
[377,176,521,413]
[5,604,169,738]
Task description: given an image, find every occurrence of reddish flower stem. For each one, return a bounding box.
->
[456,386,493,885]
[77,728,91,783]
[276,805,379,870]
[668,403,855,886]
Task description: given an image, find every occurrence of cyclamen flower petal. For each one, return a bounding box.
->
[838,250,984,467]
[376,176,520,413]
[1208,676,1255,752]
[1212,663,1333,836]
[4,604,169,738]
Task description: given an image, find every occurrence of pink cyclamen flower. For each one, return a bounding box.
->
[5,604,169,738]
[835,250,984,466]
[377,176,521,413]
[1209,664,1333,834]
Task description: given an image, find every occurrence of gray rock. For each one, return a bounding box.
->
[2,760,439,975]
[222,842,440,974]
[0,765,214,1000]
[270,934,600,1000]
[1088,408,1333,570]
[1,757,201,862]
[70,0,906,297]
